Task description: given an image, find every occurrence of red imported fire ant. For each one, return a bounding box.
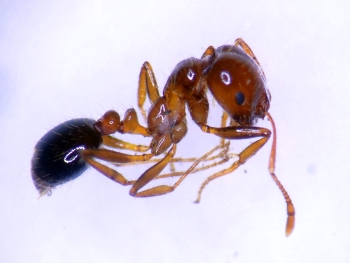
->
[31,38,294,236]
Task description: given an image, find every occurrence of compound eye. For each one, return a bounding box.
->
[220,71,231,85]
[187,69,195,81]
[235,92,245,105]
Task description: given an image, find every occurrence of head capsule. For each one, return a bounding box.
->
[205,45,271,125]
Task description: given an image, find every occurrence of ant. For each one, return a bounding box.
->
[31,38,294,236]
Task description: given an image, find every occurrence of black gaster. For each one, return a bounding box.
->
[31,118,102,195]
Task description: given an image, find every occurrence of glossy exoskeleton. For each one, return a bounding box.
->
[32,119,101,195]
[32,38,295,236]
[31,111,215,197]
[31,115,154,197]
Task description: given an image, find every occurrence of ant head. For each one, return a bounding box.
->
[206,47,270,125]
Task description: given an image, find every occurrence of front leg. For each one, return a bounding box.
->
[199,123,271,139]
[195,124,271,201]
[196,121,295,236]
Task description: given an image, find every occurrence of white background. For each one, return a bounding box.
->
[1,0,349,262]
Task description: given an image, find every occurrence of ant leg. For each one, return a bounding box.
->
[154,143,235,179]
[266,112,295,236]
[113,141,233,169]
[234,38,266,79]
[102,135,150,152]
[114,156,211,168]
[197,122,295,236]
[220,111,229,148]
[81,149,153,186]
[129,143,235,197]
[129,144,177,197]
[138,62,160,121]
[84,158,132,186]
[114,149,232,170]
[195,125,270,203]
[169,160,176,173]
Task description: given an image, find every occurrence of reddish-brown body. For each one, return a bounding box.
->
[32,38,294,236]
